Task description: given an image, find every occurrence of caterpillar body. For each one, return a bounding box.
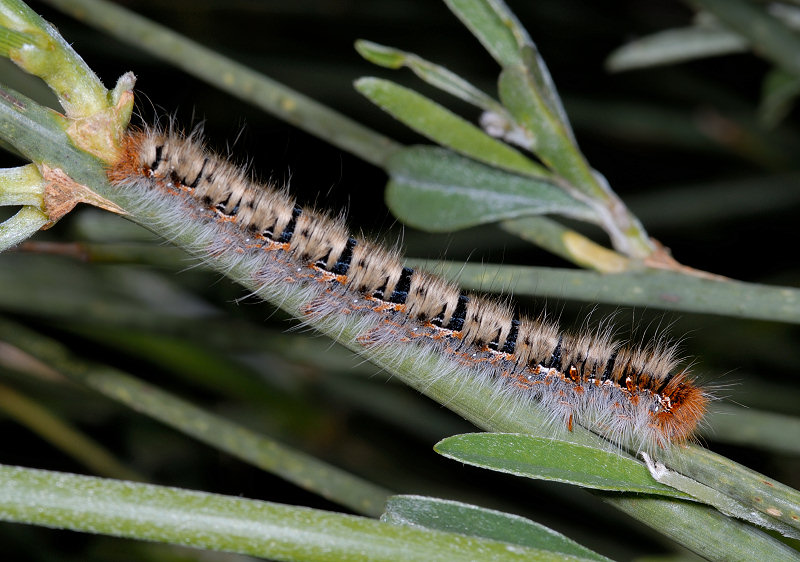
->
[108,126,709,452]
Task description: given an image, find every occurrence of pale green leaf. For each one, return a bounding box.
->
[607,26,748,72]
[434,433,690,497]
[384,495,612,561]
[356,77,547,178]
[386,146,594,232]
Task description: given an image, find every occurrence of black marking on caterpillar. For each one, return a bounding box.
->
[108,126,710,451]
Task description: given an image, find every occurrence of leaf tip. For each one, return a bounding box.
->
[355,39,405,69]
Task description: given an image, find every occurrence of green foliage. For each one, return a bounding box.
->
[434,434,690,496]
[384,146,593,231]
[383,495,612,562]
[0,1,799,561]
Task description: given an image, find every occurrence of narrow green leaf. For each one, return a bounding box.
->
[355,39,507,115]
[444,1,574,140]
[356,77,547,177]
[688,0,800,78]
[434,433,690,497]
[516,44,577,145]
[443,0,524,67]
[606,26,748,72]
[0,464,592,562]
[384,495,612,562]
[386,146,594,232]
[355,39,407,68]
[498,64,595,195]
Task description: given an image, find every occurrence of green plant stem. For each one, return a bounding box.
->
[39,0,399,168]
[0,0,108,117]
[0,82,105,184]
[406,259,800,324]
[0,205,46,251]
[605,493,798,561]
[0,164,43,206]
[21,238,800,326]
[663,444,800,533]
[0,464,580,562]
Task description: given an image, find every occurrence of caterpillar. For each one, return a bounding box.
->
[107,125,709,452]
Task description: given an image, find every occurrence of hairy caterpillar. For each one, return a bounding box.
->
[108,125,709,452]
